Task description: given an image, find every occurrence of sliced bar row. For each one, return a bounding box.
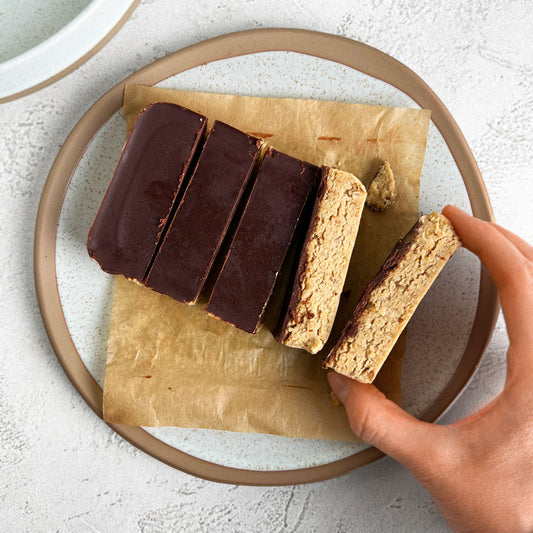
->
[88,102,320,334]
[88,102,461,384]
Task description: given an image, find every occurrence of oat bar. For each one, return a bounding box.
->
[87,103,207,281]
[145,121,263,303]
[276,167,367,353]
[323,212,461,382]
[206,148,319,333]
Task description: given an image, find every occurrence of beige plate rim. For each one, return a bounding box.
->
[34,28,499,486]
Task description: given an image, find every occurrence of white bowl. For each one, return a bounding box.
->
[0,0,137,102]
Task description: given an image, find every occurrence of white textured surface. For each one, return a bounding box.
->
[1,1,532,531]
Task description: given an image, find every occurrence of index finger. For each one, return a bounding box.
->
[442,205,533,351]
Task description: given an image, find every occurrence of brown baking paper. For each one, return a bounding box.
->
[102,84,430,441]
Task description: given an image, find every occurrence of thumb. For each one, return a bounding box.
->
[328,372,446,469]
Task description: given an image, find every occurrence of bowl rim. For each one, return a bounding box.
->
[0,0,139,103]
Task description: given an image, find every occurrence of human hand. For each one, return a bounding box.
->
[328,205,533,533]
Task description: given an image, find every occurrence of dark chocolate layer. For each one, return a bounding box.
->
[206,148,320,333]
[322,218,422,368]
[87,102,206,281]
[145,121,262,303]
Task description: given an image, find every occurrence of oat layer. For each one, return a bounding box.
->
[278,167,367,354]
[323,212,461,382]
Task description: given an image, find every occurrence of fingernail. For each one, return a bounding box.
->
[327,372,349,403]
[442,204,459,215]
[443,205,467,217]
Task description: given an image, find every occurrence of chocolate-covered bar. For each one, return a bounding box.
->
[276,167,367,354]
[206,148,319,333]
[323,212,461,383]
[87,102,207,281]
[145,121,263,303]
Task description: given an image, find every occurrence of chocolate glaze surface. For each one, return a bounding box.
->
[87,102,206,281]
[145,121,262,303]
[206,148,319,333]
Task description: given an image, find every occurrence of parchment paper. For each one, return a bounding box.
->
[102,84,430,441]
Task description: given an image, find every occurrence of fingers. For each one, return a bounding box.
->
[442,206,530,288]
[442,205,533,351]
[492,224,533,261]
[328,372,444,469]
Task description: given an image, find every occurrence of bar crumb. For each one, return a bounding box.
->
[366,160,397,212]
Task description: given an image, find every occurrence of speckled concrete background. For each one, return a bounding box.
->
[1,1,532,531]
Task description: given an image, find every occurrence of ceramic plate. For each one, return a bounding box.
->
[35,29,498,485]
[0,0,138,103]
